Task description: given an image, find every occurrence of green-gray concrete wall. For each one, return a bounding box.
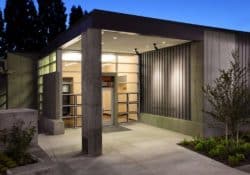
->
[140,113,203,136]
[140,42,204,137]
[7,53,37,109]
[43,72,61,119]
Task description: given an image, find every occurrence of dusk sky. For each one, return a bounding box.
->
[0,0,250,32]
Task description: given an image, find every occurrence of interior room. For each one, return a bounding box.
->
[59,29,189,128]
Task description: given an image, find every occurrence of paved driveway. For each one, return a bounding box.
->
[39,123,249,175]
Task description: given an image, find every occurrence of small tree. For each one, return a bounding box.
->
[203,51,250,143]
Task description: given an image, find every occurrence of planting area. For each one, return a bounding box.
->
[0,152,36,174]
[0,120,37,175]
[179,135,250,167]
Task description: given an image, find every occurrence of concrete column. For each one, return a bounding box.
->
[82,29,102,156]
[56,49,63,118]
[42,72,64,135]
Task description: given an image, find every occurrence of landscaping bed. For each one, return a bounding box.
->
[0,152,37,175]
[179,136,250,167]
[0,120,37,175]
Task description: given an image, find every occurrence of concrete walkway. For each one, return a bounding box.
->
[39,123,249,175]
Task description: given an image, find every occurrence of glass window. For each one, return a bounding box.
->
[118,64,138,73]
[118,55,138,64]
[37,52,57,115]
[50,63,56,72]
[102,54,116,63]
[102,63,116,73]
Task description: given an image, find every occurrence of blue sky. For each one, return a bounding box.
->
[0,0,250,32]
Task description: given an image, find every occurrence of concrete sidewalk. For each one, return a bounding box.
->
[38,123,249,175]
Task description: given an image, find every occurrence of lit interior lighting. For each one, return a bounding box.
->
[162,41,166,44]
[65,62,77,67]
[118,31,138,36]
[62,52,81,61]
[113,36,118,40]
[102,54,116,62]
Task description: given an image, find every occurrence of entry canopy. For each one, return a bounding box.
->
[42,9,249,56]
[62,30,189,54]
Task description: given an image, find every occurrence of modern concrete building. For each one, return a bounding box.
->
[1,10,250,156]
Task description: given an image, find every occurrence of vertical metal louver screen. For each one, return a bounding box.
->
[140,43,191,120]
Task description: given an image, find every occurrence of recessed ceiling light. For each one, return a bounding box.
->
[118,31,138,36]
[113,36,118,40]
[162,41,166,44]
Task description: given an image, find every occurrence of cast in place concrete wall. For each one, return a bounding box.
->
[140,41,204,137]
[7,53,38,109]
[0,109,38,149]
[42,72,64,135]
[82,29,102,156]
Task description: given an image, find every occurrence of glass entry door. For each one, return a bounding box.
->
[102,76,115,126]
[102,87,113,126]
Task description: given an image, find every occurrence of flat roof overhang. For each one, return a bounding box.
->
[41,9,250,56]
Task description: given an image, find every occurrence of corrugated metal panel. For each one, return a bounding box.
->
[203,30,236,136]
[236,33,250,87]
[204,31,236,85]
[140,43,191,120]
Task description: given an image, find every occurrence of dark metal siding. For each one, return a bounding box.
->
[140,43,191,120]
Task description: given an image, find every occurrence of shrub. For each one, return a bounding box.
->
[236,153,245,161]
[194,138,216,152]
[194,142,204,151]
[228,155,239,166]
[208,148,217,157]
[228,154,245,166]
[0,120,36,163]
[0,152,17,174]
[208,144,227,158]
[0,164,8,174]
[179,139,190,146]
[242,143,250,154]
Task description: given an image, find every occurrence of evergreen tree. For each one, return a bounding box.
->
[4,0,38,52]
[0,9,7,59]
[38,0,67,46]
[69,5,86,27]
